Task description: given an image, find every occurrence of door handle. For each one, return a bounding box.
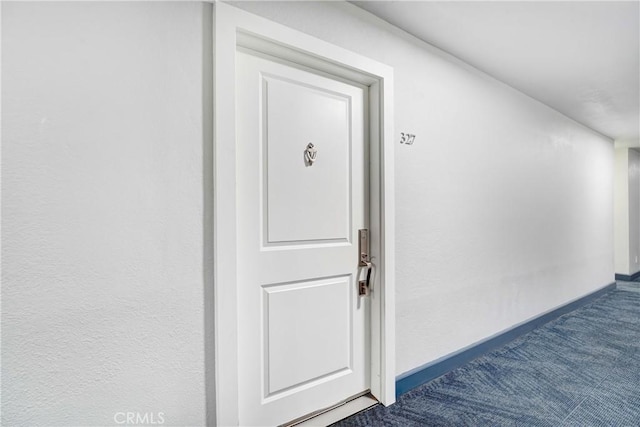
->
[358,229,373,296]
[359,253,373,296]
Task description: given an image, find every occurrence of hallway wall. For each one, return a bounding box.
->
[615,146,640,276]
[615,148,631,274]
[628,149,640,274]
[231,1,615,375]
[2,2,210,425]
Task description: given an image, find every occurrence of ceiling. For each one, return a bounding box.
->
[351,1,640,144]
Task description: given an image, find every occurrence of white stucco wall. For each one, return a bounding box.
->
[614,147,640,276]
[628,149,640,274]
[230,1,614,375]
[2,2,210,425]
[615,147,631,274]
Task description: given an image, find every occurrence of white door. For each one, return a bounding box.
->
[236,49,370,426]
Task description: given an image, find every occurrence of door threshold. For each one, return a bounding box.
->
[283,393,378,427]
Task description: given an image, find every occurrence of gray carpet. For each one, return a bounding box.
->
[334,281,640,426]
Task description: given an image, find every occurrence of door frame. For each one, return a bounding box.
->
[212,3,396,425]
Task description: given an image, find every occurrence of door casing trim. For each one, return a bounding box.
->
[212,4,396,425]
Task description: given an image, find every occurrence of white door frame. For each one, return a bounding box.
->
[212,3,395,425]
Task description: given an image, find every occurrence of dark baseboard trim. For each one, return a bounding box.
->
[615,271,640,282]
[395,281,617,398]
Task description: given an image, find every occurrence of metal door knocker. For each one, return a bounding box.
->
[304,143,317,166]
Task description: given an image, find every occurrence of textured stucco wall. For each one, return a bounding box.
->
[2,2,209,425]
[614,147,640,276]
[230,1,614,375]
[615,147,631,274]
[628,149,640,274]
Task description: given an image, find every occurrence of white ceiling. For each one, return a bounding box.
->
[351,0,640,143]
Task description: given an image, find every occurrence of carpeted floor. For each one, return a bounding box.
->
[333,281,640,426]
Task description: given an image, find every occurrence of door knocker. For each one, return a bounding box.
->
[304,143,317,166]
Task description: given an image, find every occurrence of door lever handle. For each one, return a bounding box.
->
[358,229,372,296]
[361,253,372,269]
[359,253,373,296]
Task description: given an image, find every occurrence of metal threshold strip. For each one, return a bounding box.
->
[282,391,378,427]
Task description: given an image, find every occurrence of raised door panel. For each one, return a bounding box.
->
[263,76,351,246]
[263,276,352,400]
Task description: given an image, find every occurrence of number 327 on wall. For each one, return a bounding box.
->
[400,132,416,145]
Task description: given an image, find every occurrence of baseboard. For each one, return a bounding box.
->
[615,271,640,282]
[395,281,617,398]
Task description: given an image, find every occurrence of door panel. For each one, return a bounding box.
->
[263,75,351,245]
[236,49,369,426]
[264,275,351,398]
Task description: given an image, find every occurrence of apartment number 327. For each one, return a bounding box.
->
[400,132,416,145]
